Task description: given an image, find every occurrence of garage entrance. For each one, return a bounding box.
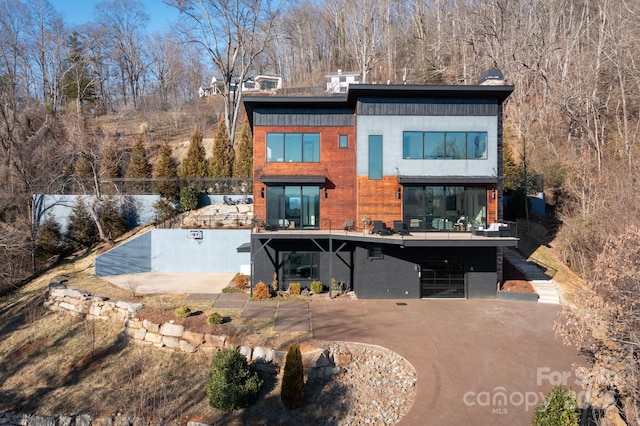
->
[420,260,465,298]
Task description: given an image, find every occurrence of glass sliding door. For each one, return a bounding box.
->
[403,185,487,231]
[302,186,319,228]
[266,185,320,229]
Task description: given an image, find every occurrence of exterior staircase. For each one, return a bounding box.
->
[503,248,561,304]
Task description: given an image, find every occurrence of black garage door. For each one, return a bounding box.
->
[420,260,465,298]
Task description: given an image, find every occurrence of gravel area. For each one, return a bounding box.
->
[313,342,418,425]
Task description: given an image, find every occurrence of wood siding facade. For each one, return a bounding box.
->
[252,125,357,230]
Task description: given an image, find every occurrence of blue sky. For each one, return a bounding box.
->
[53,0,180,33]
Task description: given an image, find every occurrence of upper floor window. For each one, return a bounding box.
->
[403,131,487,160]
[368,135,383,180]
[267,133,320,162]
[339,134,348,148]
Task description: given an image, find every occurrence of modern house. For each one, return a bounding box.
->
[326,70,361,93]
[243,80,516,299]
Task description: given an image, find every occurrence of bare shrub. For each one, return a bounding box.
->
[253,281,270,300]
[233,273,249,290]
[556,227,640,421]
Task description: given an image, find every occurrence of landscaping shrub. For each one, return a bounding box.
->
[331,277,340,293]
[174,305,191,318]
[207,312,224,325]
[180,185,200,212]
[253,281,271,300]
[35,217,65,266]
[281,343,305,409]
[234,274,249,290]
[207,348,262,412]
[531,386,579,426]
[310,280,323,294]
[288,282,301,295]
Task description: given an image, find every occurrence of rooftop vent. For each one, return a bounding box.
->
[478,68,505,86]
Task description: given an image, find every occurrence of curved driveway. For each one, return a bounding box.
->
[310,299,585,426]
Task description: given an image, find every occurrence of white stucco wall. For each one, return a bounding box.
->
[356,115,499,178]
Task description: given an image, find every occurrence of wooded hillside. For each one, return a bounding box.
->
[1,0,638,288]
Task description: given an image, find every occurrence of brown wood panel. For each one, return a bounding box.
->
[356,176,402,229]
[487,188,498,224]
[252,125,356,230]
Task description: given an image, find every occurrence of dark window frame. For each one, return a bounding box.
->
[266,132,320,163]
[367,245,384,259]
[402,131,487,160]
[368,135,383,180]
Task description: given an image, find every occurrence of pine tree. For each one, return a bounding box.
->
[281,343,305,409]
[153,142,179,201]
[126,137,152,193]
[233,119,253,178]
[502,141,521,193]
[66,197,98,251]
[35,217,64,267]
[73,154,94,179]
[101,145,123,178]
[126,137,152,178]
[210,117,234,178]
[98,198,127,240]
[179,126,208,179]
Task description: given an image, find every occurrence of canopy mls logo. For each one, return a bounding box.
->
[462,367,585,415]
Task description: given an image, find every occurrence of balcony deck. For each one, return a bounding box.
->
[252,227,518,248]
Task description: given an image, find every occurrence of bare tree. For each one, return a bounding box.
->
[95,0,149,108]
[165,0,283,144]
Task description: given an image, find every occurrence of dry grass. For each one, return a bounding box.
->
[0,246,312,423]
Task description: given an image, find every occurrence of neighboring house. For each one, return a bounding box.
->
[243,78,515,299]
[199,75,282,97]
[326,70,361,93]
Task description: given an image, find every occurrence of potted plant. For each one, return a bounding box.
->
[361,216,371,235]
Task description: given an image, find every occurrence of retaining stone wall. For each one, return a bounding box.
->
[43,283,343,380]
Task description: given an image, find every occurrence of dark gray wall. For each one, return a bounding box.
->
[357,98,498,116]
[467,272,498,299]
[353,245,420,299]
[250,237,499,299]
[251,239,353,291]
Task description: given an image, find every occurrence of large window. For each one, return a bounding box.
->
[403,186,487,231]
[403,131,487,160]
[368,135,383,180]
[266,133,320,162]
[284,252,319,279]
[266,185,320,229]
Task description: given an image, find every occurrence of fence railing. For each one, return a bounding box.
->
[33,177,253,196]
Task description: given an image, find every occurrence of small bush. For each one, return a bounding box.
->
[310,280,323,294]
[180,185,200,212]
[253,281,271,300]
[234,273,249,290]
[174,305,191,318]
[531,385,580,426]
[331,277,340,293]
[222,286,245,294]
[301,288,310,297]
[271,272,279,293]
[281,343,305,409]
[207,312,224,325]
[207,348,263,412]
[288,282,302,295]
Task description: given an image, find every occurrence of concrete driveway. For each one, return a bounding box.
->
[310,299,585,426]
[101,272,236,294]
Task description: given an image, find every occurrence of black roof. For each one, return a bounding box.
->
[243,84,514,127]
